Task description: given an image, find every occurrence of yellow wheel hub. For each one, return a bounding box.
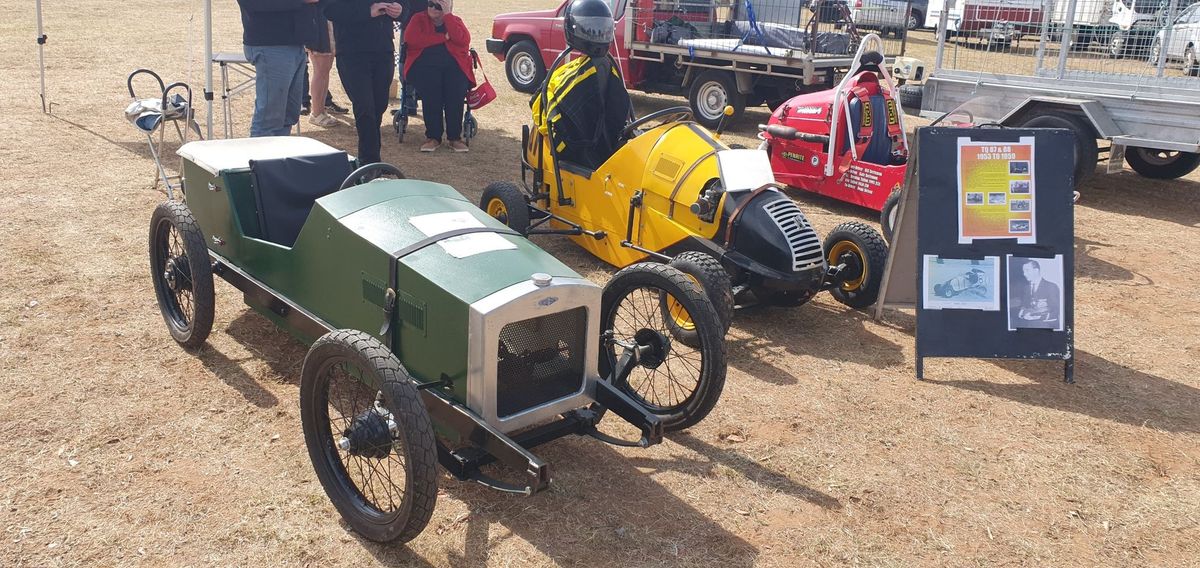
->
[486,198,508,221]
[828,241,866,291]
[666,274,699,331]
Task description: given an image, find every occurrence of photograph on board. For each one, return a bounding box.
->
[988,192,1007,205]
[1010,199,1031,212]
[1007,255,1065,331]
[1009,161,1030,175]
[1010,180,1030,193]
[923,255,1001,311]
[966,192,984,205]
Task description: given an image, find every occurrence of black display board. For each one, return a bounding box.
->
[916,127,1075,382]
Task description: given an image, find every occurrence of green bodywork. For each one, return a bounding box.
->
[181,160,580,403]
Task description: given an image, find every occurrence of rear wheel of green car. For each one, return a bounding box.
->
[600,263,727,431]
[824,221,889,309]
[664,251,734,345]
[880,188,902,245]
[149,200,214,349]
[481,181,531,235]
[300,330,438,543]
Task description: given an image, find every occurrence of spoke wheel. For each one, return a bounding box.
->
[149,200,214,348]
[600,263,726,431]
[301,330,437,543]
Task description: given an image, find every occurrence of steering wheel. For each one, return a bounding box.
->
[339,162,406,190]
[621,106,693,139]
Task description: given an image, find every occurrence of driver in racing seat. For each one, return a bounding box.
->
[532,0,633,170]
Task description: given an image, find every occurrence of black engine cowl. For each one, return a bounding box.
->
[719,188,827,278]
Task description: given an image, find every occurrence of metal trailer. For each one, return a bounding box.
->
[619,0,921,124]
[920,0,1200,184]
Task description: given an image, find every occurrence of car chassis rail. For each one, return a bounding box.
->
[209,251,664,497]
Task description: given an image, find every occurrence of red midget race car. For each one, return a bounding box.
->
[757,34,912,242]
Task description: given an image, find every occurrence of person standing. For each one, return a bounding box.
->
[404,0,474,152]
[325,0,403,164]
[237,0,320,137]
[304,5,345,127]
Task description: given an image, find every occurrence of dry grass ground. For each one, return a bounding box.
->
[2,1,1199,566]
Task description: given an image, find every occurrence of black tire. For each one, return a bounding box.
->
[688,70,744,129]
[897,84,922,113]
[824,221,888,309]
[908,11,923,31]
[1017,112,1098,186]
[600,263,726,431]
[880,187,902,245]
[1107,31,1127,59]
[149,200,215,348]
[1186,46,1198,77]
[300,330,438,543]
[1124,148,1200,179]
[666,251,735,343]
[505,40,546,94]
[1148,38,1162,65]
[480,181,531,235]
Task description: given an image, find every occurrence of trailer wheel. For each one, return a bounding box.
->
[505,40,546,94]
[149,200,215,349]
[689,70,744,129]
[897,84,922,112]
[908,11,923,31]
[665,251,735,343]
[880,188,902,245]
[1186,46,1198,77]
[481,181,531,235]
[301,330,438,543]
[1107,31,1128,59]
[600,263,726,431]
[1017,112,1097,185]
[824,221,888,309]
[1148,38,1162,65]
[1124,148,1200,179]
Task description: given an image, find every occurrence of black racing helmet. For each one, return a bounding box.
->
[564,0,615,58]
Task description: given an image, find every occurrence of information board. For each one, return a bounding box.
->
[915,127,1075,382]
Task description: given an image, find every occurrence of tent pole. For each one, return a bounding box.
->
[204,0,214,138]
[36,0,48,113]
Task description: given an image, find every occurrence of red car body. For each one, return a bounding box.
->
[762,72,907,212]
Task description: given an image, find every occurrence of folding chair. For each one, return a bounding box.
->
[125,69,203,198]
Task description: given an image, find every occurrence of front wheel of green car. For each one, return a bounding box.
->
[600,263,727,431]
[149,200,215,349]
[300,330,438,543]
[824,221,889,309]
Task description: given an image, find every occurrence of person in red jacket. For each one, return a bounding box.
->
[404,0,475,152]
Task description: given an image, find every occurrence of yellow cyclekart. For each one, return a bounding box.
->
[481,58,888,338]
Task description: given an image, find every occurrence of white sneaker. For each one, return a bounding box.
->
[308,113,338,127]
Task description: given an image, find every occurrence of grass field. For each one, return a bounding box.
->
[1,1,1198,566]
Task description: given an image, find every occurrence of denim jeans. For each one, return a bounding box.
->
[243,45,306,137]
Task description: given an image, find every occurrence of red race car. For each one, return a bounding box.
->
[758,35,913,243]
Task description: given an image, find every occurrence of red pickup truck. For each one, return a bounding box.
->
[487,0,901,127]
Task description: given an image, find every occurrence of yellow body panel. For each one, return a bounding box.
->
[527,121,729,269]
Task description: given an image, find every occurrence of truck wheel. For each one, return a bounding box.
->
[505,40,546,94]
[897,84,922,112]
[880,188,902,245]
[908,11,923,31]
[149,200,214,349]
[300,330,438,543]
[1124,148,1200,179]
[1186,46,1198,77]
[1017,112,1098,185]
[665,251,734,342]
[689,70,744,129]
[1148,38,1162,65]
[1107,31,1127,59]
[481,181,531,235]
[600,263,726,431]
[824,221,888,309]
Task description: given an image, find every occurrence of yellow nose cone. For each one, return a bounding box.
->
[723,105,735,117]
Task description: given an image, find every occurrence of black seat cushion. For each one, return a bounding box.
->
[249,152,352,247]
[845,95,894,166]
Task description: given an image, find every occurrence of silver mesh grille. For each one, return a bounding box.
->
[762,198,825,272]
[495,307,587,419]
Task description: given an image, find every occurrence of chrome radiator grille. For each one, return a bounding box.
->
[762,198,825,272]
[495,307,587,418]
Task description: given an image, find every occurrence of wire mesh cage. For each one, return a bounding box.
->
[931,0,1200,83]
[629,0,911,60]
